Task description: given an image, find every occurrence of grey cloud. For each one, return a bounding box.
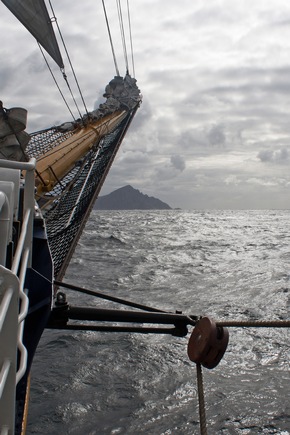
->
[170,154,186,171]
[258,148,290,164]
[0,66,15,89]
[3,0,290,209]
[179,129,207,151]
[207,124,226,147]
[130,98,153,132]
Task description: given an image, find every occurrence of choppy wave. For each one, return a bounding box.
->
[28,210,290,434]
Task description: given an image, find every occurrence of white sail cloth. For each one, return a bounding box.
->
[0,107,30,161]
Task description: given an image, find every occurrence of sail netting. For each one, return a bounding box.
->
[26,82,140,281]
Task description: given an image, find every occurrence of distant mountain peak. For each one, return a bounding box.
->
[119,184,135,191]
[94,185,171,210]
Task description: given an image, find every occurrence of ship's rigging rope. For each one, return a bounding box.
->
[102,0,136,77]
[196,363,207,435]
[38,43,77,121]
[48,0,89,119]
[116,0,129,73]
[38,0,137,122]
[37,6,86,122]
[126,0,135,78]
[102,0,120,76]
[61,70,83,120]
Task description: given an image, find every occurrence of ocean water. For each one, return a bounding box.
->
[27,210,290,434]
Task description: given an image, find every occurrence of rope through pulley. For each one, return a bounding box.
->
[49,280,290,434]
[187,317,229,435]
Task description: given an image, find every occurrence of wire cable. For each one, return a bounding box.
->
[48,0,89,117]
[126,0,135,77]
[102,0,120,76]
[38,43,76,121]
[61,70,83,120]
[116,0,129,73]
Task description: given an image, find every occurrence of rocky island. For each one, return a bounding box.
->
[94,185,172,210]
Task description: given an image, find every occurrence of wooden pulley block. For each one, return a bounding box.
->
[187,316,229,369]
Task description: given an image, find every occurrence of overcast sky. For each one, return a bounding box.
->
[2,0,290,209]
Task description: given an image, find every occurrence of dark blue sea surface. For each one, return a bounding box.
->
[27,210,290,434]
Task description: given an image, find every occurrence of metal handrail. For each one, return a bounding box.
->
[16,248,30,384]
[0,359,11,399]
[0,158,36,434]
[0,273,19,435]
[11,209,31,275]
[0,287,14,332]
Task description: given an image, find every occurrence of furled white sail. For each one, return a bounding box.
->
[1,0,64,68]
[0,105,30,161]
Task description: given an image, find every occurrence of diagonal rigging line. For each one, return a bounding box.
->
[102,0,120,76]
[48,0,89,117]
[61,70,83,120]
[38,43,76,121]
[116,0,129,73]
[126,0,135,77]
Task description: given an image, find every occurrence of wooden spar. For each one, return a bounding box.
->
[35,110,127,194]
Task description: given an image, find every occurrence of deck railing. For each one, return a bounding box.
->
[0,158,36,435]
